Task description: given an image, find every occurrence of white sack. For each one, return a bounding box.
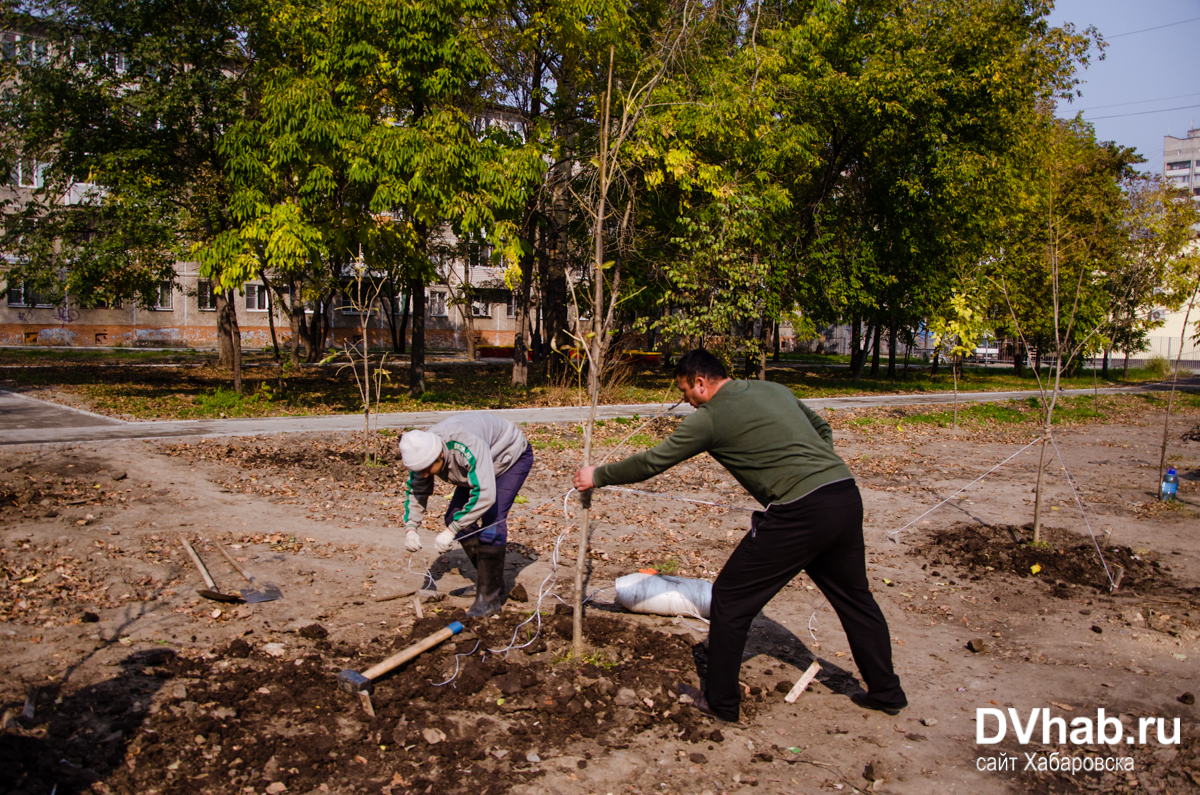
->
[614,572,712,619]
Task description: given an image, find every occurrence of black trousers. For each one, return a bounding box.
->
[706,479,905,720]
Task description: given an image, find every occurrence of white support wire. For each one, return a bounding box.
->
[1048,436,1116,590]
[418,425,1117,682]
[601,485,757,513]
[430,640,481,687]
[433,488,611,684]
[807,594,828,644]
[886,437,1045,544]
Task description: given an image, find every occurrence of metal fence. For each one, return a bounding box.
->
[793,328,1200,370]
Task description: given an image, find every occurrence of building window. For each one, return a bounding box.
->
[429,291,447,316]
[6,282,51,307]
[1166,161,1192,171]
[11,158,44,189]
[197,280,217,311]
[245,283,269,311]
[340,283,376,314]
[1,34,49,65]
[506,293,518,318]
[153,282,173,310]
[471,298,491,318]
[467,241,493,270]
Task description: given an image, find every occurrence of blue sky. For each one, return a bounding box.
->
[1047,0,1200,173]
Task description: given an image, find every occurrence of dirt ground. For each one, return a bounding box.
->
[2,395,1200,795]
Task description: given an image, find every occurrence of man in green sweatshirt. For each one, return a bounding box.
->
[574,349,906,722]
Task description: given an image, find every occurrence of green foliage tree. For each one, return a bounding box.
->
[0,0,261,386]
[991,112,1139,540]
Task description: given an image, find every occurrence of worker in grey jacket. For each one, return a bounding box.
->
[399,412,533,617]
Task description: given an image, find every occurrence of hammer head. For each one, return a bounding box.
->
[337,669,372,695]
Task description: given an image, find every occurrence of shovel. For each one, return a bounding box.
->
[180,536,243,604]
[214,540,283,603]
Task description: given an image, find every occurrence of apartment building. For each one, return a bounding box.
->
[1,257,527,351]
[1164,127,1200,199]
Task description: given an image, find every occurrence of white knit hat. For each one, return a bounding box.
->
[399,430,442,471]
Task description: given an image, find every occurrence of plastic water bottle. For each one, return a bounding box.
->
[1160,468,1179,502]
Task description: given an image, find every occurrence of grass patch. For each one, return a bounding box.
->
[193,386,278,418]
[0,349,1173,421]
[651,559,681,575]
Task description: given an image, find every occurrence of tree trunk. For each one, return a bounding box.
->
[409,277,426,397]
[930,341,942,376]
[398,290,410,354]
[1122,348,1129,378]
[1032,433,1050,542]
[307,298,331,363]
[886,317,898,379]
[217,289,243,394]
[512,247,534,387]
[217,289,234,369]
[461,294,478,361]
[1014,340,1024,376]
[383,280,401,354]
[755,315,768,380]
[849,317,862,374]
[772,320,780,362]
[869,324,882,377]
[852,322,873,383]
[952,355,959,429]
[271,277,303,368]
[512,53,542,388]
[263,275,281,363]
[1101,347,1109,379]
[544,74,574,379]
[1158,288,1198,483]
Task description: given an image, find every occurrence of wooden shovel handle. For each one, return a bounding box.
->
[213,540,253,583]
[180,536,218,590]
[361,622,464,682]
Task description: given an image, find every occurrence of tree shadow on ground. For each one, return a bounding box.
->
[0,647,173,795]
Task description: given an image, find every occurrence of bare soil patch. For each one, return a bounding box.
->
[2,394,1200,794]
[914,523,1184,595]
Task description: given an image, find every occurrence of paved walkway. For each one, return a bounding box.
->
[2,383,1190,447]
[0,389,123,431]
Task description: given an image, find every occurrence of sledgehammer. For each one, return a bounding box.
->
[337,621,464,710]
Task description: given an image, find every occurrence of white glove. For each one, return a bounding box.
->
[404,529,422,553]
[434,528,457,555]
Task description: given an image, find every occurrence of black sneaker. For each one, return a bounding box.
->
[851,692,907,716]
[677,682,738,723]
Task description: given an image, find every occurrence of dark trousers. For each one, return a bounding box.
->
[445,445,534,547]
[706,479,905,720]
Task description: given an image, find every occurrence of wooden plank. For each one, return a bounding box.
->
[784,660,822,704]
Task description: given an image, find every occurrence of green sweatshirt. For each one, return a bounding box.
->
[593,380,852,506]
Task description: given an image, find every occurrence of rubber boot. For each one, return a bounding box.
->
[458,536,481,597]
[460,535,482,568]
[465,543,506,618]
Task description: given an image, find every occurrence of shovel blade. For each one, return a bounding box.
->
[197,589,243,604]
[240,584,283,603]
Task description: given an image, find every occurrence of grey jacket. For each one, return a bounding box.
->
[402,412,529,533]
